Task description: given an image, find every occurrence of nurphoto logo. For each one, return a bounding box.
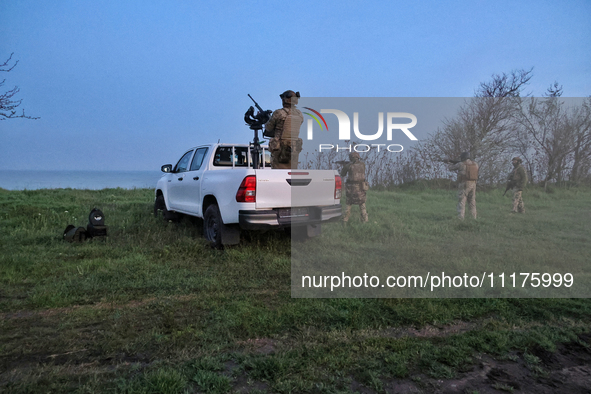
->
[303,108,418,153]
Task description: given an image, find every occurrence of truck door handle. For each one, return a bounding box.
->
[193,176,200,181]
[178,177,183,181]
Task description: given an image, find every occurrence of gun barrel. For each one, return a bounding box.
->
[248,94,265,113]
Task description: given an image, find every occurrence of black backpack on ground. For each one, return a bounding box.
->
[87,208,108,237]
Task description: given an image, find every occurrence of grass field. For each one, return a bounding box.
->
[292,185,591,298]
[1,186,590,393]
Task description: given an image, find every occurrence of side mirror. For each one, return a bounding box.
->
[161,164,173,173]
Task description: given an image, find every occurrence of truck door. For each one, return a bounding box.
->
[168,149,194,211]
[179,147,209,214]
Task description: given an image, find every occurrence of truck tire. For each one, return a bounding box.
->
[154,195,178,222]
[204,204,223,248]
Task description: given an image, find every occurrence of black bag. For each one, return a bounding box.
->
[87,208,108,237]
[64,225,88,243]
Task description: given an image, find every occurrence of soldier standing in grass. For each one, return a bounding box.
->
[264,90,304,169]
[445,152,479,220]
[340,152,369,223]
[507,157,527,213]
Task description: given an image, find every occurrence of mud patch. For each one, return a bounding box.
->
[379,333,591,393]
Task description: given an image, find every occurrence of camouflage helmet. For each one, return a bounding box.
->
[512,156,522,163]
[280,90,300,105]
[460,151,471,161]
[349,152,360,161]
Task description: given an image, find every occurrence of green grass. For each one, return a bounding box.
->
[1,186,590,393]
[293,185,591,298]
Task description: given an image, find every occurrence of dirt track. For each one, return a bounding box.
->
[380,333,591,393]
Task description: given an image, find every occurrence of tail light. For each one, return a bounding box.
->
[236,175,256,202]
[334,175,342,199]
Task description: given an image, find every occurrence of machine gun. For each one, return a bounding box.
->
[244,94,273,169]
[244,94,272,131]
[441,159,460,165]
[335,160,350,166]
[248,94,270,120]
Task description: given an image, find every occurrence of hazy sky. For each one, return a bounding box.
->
[1,0,590,171]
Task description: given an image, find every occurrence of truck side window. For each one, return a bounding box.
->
[213,147,233,166]
[234,147,249,167]
[190,147,208,171]
[174,150,194,173]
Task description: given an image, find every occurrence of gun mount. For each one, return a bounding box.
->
[244,94,273,169]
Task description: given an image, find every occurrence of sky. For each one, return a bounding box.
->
[1,0,590,171]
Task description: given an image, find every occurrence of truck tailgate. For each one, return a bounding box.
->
[254,170,336,209]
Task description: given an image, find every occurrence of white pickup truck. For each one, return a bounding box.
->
[154,143,342,246]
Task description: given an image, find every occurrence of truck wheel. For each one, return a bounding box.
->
[154,195,178,222]
[154,195,165,218]
[204,204,223,248]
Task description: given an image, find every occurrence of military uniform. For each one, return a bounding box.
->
[507,157,527,213]
[448,153,478,220]
[264,90,304,169]
[340,152,368,223]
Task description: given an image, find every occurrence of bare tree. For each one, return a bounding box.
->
[415,102,511,183]
[545,81,563,98]
[475,68,534,98]
[513,84,583,188]
[509,82,561,183]
[302,70,591,189]
[412,69,534,185]
[510,115,536,183]
[1,53,38,120]
[566,97,591,183]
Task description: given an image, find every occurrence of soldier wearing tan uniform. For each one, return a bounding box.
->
[507,157,527,213]
[264,90,304,169]
[446,152,479,220]
[340,152,369,223]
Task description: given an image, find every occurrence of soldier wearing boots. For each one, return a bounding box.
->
[340,152,369,223]
[264,90,304,169]
[446,151,479,220]
[507,157,527,213]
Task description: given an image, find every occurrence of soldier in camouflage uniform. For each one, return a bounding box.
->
[507,157,527,213]
[340,152,369,223]
[446,152,479,220]
[264,90,304,169]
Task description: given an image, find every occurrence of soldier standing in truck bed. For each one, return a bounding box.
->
[340,152,369,223]
[264,90,304,169]
[446,151,479,220]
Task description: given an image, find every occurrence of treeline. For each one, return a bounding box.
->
[303,69,591,189]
